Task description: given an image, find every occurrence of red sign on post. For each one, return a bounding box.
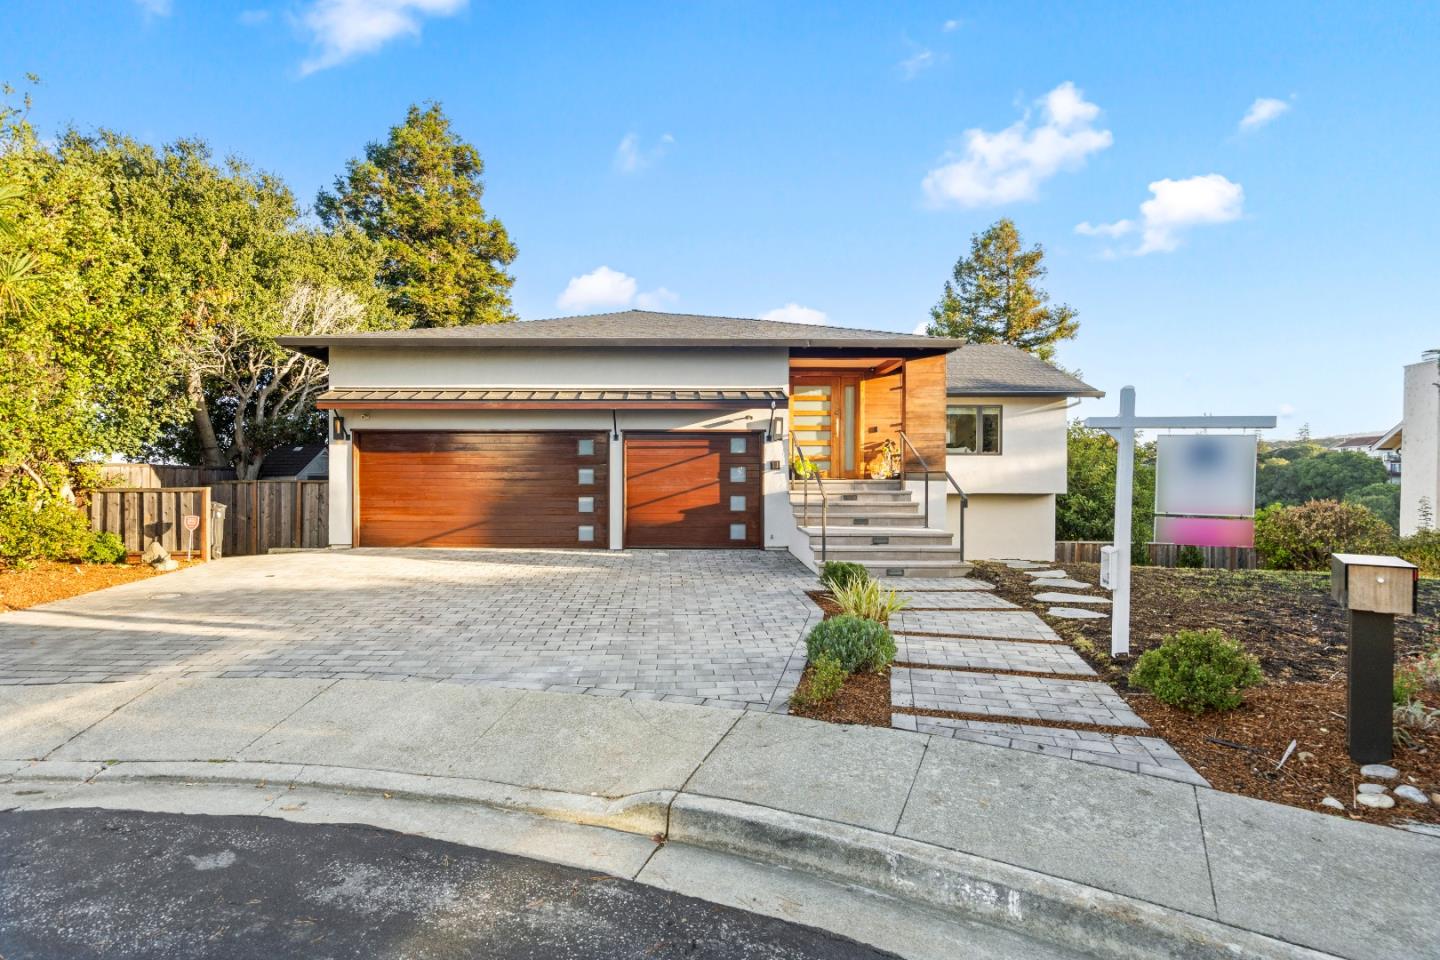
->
[183,515,200,532]
[183,514,200,561]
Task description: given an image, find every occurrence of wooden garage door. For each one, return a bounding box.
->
[356,431,608,548]
[624,434,761,548]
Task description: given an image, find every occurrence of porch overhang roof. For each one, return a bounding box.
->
[316,387,788,411]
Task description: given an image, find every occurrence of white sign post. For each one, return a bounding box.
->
[183,514,200,561]
[1084,386,1276,657]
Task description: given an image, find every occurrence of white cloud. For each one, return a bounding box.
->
[762,303,828,326]
[134,0,172,15]
[912,318,932,335]
[922,81,1113,207]
[1077,174,1244,255]
[557,266,637,311]
[1278,403,1297,418]
[614,132,674,174]
[1239,97,1290,132]
[635,287,679,309]
[942,18,962,32]
[898,49,935,80]
[298,0,466,75]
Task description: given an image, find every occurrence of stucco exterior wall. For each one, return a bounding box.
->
[949,493,1056,562]
[944,396,1069,495]
[327,345,789,390]
[1399,360,1440,536]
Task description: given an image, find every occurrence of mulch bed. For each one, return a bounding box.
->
[787,663,892,727]
[972,561,1440,827]
[0,560,186,613]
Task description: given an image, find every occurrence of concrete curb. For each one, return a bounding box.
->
[4,759,1337,960]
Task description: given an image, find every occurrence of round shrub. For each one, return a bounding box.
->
[805,614,896,673]
[1397,529,1440,579]
[1129,628,1263,714]
[820,560,870,593]
[84,531,127,565]
[1253,500,1394,571]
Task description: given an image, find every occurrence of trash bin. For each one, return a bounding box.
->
[210,501,227,559]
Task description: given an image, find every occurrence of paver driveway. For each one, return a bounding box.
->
[0,549,818,710]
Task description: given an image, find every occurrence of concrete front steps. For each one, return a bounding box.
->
[790,480,971,578]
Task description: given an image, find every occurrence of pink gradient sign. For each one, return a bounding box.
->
[1154,516,1255,549]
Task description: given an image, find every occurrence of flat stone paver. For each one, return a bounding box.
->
[895,592,1018,610]
[892,714,1206,785]
[1027,578,1093,591]
[1022,569,1067,579]
[876,578,994,592]
[898,636,1095,676]
[895,610,1061,643]
[1032,592,1110,605]
[0,549,817,711]
[891,666,1148,728]
[1048,606,1109,619]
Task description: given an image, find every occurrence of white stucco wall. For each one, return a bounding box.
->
[1399,359,1440,536]
[949,493,1056,562]
[943,396,1069,495]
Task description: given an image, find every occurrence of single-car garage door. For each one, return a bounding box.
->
[624,434,761,548]
[356,431,608,548]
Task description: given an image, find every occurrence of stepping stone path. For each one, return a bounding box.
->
[1048,606,1110,620]
[881,576,1207,787]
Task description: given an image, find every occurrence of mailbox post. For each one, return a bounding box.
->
[1330,553,1418,764]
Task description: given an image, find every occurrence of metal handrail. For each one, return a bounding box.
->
[789,437,828,565]
[898,431,968,559]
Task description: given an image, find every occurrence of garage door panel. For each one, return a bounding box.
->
[357,431,607,548]
[624,434,761,548]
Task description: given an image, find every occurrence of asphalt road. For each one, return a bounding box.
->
[0,809,897,960]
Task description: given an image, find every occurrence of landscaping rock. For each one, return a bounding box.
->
[1030,578,1093,591]
[1394,785,1430,805]
[1360,764,1399,780]
[141,542,179,572]
[1023,569,1067,578]
[1033,592,1111,605]
[1001,560,1045,569]
[1358,783,1388,795]
[1356,793,1395,809]
[1048,606,1108,620]
[1320,796,1346,811]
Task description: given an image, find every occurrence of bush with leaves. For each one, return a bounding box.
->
[1176,545,1205,568]
[0,468,94,564]
[84,531,127,565]
[1129,628,1263,714]
[832,576,909,624]
[1397,529,1440,579]
[791,654,848,707]
[820,560,870,593]
[1253,500,1395,571]
[805,615,896,673]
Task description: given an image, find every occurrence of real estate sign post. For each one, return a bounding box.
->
[1085,386,1276,657]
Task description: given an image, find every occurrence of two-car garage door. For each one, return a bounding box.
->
[355,431,761,549]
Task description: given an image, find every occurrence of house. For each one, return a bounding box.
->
[1383,356,1440,535]
[257,443,329,480]
[279,310,1100,573]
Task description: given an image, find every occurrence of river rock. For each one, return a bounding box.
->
[1357,783,1387,795]
[1320,796,1346,811]
[1359,764,1399,780]
[1394,785,1430,805]
[1356,793,1395,809]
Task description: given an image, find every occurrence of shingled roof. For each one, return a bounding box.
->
[946,344,1103,398]
[280,310,963,359]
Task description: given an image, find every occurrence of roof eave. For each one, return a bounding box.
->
[278,336,964,352]
[947,387,1106,399]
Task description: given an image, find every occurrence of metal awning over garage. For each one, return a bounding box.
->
[317,388,787,410]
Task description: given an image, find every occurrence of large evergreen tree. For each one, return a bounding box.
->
[926,219,1078,362]
[317,103,517,327]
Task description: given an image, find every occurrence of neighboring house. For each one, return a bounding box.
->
[1385,356,1440,535]
[279,310,1096,573]
[1320,432,1389,458]
[257,443,329,480]
[1370,424,1403,483]
[943,346,1103,561]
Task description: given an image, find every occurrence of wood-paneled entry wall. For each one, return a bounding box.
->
[355,431,608,548]
[624,433,762,548]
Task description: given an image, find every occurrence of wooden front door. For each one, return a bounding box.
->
[624,433,762,548]
[355,431,608,548]
[790,372,862,478]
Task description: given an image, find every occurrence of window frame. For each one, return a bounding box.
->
[945,404,1004,456]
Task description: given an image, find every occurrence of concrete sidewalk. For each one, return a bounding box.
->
[2,677,1435,960]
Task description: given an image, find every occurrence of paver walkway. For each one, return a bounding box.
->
[884,570,1205,786]
[0,549,817,711]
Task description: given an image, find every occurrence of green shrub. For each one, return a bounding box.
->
[1394,666,1424,706]
[1129,628,1263,714]
[805,614,896,673]
[0,470,95,564]
[1397,529,1440,578]
[1176,545,1205,569]
[1253,500,1395,571]
[831,576,908,624]
[84,531,128,565]
[820,560,870,592]
[791,653,848,707]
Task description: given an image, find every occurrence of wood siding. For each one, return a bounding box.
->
[355,431,607,549]
[861,368,905,465]
[901,354,948,471]
[624,434,762,548]
[94,463,237,487]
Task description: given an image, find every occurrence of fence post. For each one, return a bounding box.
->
[201,486,212,563]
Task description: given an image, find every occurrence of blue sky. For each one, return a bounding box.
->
[11,1,1439,437]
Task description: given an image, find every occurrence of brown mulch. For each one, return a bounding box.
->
[0,560,186,613]
[895,706,1153,737]
[788,662,892,727]
[1137,682,1440,827]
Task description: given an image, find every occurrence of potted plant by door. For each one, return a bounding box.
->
[865,439,899,479]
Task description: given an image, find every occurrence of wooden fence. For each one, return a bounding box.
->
[95,463,237,488]
[88,480,327,557]
[1056,540,1257,570]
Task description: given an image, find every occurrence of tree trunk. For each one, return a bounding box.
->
[187,371,227,469]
